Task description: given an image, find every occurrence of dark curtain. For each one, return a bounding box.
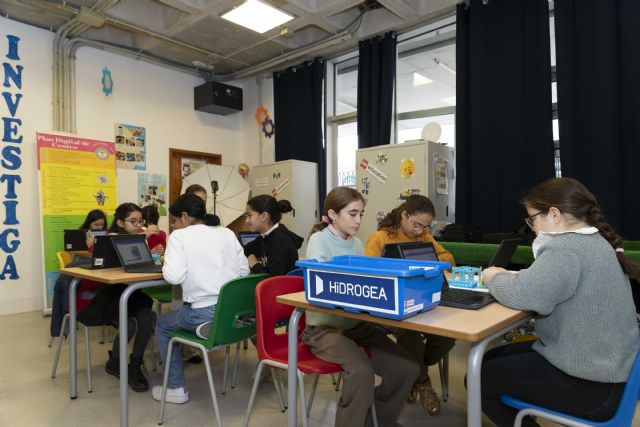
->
[357,32,397,148]
[273,58,326,215]
[455,0,555,232]
[555,0,640,240]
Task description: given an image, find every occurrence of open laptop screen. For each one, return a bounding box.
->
[112,235,154,266]
[239,232,260,247]
[399,244,439,262]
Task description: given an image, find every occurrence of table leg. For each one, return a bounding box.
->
[287,308,303,427]
[69,277,80,399]
[119,280,165,427]
[466,317,532,427]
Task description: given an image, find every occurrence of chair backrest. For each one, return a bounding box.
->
[255,276,305,361]
[57,251,74,269]
[612,339,640,426]
[286,268,304,277]
[204,274,269,347]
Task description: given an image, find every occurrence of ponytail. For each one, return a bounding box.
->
[204,213,221,227]
[587,205,640,282]
[247,195,293,224]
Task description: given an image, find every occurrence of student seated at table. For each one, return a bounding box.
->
[80,209,108,250]
[480,177,640,426]
[141,205,166,255]
[152,193,249,404]
[77,202,153,392]
[364,195,456,416]
[184,183,207,202]
[303,186,419,427]
[243,194,303,276]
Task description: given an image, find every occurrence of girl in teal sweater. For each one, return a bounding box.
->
[303,187,419,427]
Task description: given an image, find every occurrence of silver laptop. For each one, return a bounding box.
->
[110,234,163,273]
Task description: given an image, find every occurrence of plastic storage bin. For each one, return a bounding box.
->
[296,255,450,320]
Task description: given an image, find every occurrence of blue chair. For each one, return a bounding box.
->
[500,341,640,427]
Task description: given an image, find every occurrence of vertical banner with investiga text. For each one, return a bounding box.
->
[37,132,117,310]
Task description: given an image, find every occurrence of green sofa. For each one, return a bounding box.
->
[440,241,640,267]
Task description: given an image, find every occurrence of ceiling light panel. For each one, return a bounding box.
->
[221,0,294,34]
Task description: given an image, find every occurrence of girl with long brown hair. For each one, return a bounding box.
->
[481,177,640,426]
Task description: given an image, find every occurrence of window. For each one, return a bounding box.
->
[396,22,457,146]
[334,56,358,116]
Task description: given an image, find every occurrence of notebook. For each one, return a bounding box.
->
[77,235,122,270]
[111,234,163,273]
[64,229,88,251]
[238,231,260,247]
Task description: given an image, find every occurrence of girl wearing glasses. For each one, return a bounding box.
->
[79,202,154,393]
[364,195,455,416]
[303,187,419,427]
[481,178,640,426]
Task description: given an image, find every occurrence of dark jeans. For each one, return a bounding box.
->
[479,341,625,427]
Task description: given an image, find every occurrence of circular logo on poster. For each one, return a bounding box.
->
[95,147,109,160]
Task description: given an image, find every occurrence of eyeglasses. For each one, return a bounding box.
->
[124,218,145,226]
[408,215,431,233]
[524,211,544,228]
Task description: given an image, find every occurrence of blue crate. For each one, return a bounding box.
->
[296,255,451,320]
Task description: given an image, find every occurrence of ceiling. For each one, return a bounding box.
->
[0,0,459,80]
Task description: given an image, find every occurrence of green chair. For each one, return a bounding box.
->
[158,274,268,426]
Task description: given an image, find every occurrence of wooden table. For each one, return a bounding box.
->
[277,292,532,427]
[60,267,166,427]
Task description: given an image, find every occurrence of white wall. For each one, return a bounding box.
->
[0,17,53,315]
[0,17,264,314]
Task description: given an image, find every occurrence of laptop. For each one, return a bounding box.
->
[383,239,520,310]
[238,231,260,247]
[110,234,163,273]
[77,235,122,269]
[64,229,88,251]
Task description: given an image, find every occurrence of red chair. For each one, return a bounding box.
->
[243,276,376,427]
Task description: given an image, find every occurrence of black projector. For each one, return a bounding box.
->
[194,81,243,115]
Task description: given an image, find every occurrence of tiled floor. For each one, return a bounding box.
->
[0,310,638,426]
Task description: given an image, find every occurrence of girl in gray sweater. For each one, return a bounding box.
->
[481,177,640,426]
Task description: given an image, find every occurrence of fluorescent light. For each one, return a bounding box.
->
[221,0,294,34]
[442,96,456,105]
[434,58,456,75]
[412,72,433,87]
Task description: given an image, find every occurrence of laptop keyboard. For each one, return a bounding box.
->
[443,288,484,303]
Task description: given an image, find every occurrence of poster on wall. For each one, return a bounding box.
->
[181,157,205,178]
[137,173,168,216]
[37,132,118,310]
[114,123,146,170]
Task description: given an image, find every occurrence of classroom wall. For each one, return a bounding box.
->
[0,16,266,315]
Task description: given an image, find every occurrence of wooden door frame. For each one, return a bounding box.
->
[169,148,222,209]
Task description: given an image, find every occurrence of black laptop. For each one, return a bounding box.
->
[64,229,88,251]
[238,231,260,247]
[382,239,520,310]
[77,235,122,269]
[440,238,521,309]
[111,234,163,273]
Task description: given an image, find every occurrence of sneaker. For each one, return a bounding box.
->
[105,351,119,378]
[195,321,211,339]
[152,386,189,404]
[182,354,203,364]
[417,379,441,416]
